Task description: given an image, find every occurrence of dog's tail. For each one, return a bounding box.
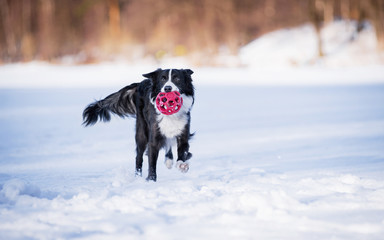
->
[82,83,139,126]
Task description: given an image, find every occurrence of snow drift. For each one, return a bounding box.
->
[240,20,383,68]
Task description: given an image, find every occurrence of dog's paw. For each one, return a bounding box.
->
[135,168,142,177]
[176,160,189,173]
[146,175,157,182]
[164,158,173,169]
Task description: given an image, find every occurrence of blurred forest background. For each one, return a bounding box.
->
[0,0,383,64]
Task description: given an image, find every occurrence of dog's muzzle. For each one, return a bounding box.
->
[155,91,183,115]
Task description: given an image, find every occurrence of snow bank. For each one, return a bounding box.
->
[240,21,384,68]
[240,24,318,67]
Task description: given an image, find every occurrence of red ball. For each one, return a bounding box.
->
[155,91,183,115]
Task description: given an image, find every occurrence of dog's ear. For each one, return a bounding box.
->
[143,68,162,80]
[183,69,193,83]
[183,69,194,76]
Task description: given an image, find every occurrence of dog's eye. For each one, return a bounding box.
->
[161,76,167,82]
[174,77,180,82]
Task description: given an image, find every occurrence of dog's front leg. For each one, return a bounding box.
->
[147,143,160,181]
[176,132,192,173]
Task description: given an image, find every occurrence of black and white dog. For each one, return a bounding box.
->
[82,68,194,181]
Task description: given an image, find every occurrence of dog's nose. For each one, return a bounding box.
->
[164,86,172,92]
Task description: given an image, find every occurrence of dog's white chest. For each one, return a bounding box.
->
[158,113,188,138]
[155,94,193,139]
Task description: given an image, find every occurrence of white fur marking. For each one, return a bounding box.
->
[176,160,189,173]
[158,112,188,138]
[164,139,175,169]
[165,158,173,169]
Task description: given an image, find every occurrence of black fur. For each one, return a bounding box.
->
[83,68,194,181]
[82,84,139,126]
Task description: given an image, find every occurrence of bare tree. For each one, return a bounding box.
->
[324,0,335,23]
[309,0,324,58]
[369,0,384,51]
[108,0,121,41]
[37,0,55,60]
[0,0,17,60]
[21,0,34,61]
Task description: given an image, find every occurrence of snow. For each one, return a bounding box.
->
[1,21,384,239]
[240,20,384,68]
[1,73,384,240]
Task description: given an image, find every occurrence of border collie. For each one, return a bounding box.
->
[82,68,194,181]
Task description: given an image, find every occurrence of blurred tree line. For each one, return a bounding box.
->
[0,0,383,63]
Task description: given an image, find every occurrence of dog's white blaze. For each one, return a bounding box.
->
[160,69,179,92]
[156,94,193,139]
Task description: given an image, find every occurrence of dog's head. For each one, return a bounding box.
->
[143,68,194,99]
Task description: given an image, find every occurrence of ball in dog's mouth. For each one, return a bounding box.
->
[156,91,183,115]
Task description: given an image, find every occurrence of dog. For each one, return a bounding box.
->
[82,68,194,181]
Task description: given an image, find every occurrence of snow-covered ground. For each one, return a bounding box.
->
[1,20,384,239]
[1,63,384,240]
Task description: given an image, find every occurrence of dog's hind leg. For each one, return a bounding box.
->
[135,120,147,177]
[135,142,146,177]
